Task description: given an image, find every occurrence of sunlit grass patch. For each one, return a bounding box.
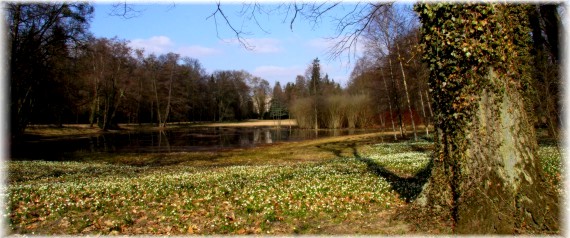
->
[537,145,563,189]
[8,158,399,235]
[11,135,559,235]
[361,142,432,177]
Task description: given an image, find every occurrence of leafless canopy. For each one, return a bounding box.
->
[207,1,393,63]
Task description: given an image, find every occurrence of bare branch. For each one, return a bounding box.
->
[291,3,302,31]
[325,3,392,65]
[206,2,253,50]
[308,1,341,22]
[109,1,143,19]
[240,3,271,34]
[166,2,176,12]
[206,1,396,63]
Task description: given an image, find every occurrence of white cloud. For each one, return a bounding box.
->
[178,46,222,57]
[129,36,174,55]
[128,35,222,58]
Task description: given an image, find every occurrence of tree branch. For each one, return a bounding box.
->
[109,1,143,19]
[206,2,253,50]
[326,3,391,64]
[207,1,394,62]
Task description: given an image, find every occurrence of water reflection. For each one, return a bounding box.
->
[11,127,379,160]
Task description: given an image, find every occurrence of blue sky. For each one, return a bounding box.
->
[90,3,364,87]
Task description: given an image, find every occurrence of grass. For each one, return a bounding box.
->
[537,144,564,191]
[7,131,563,235]
[7,132,413,235]
[9,159,401,235]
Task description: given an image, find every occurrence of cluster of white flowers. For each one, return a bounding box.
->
[537,145,564,177]
[8,157,399,235]
[364,142,432,176]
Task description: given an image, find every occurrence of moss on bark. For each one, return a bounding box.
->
[415,3,560,234]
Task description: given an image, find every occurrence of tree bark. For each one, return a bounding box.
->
[419,90,429,137]
[395,42,417,141]
[388,58,404,138]
[425,90,433,118]
[160,67,174,128]
[415,4,559,234]
[379,66,398,140]
[152,74,162,127]
[423,69,559,233]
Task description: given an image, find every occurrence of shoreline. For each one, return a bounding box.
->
[23,119,299,137]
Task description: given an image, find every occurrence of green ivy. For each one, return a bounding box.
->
[414,3,533,134]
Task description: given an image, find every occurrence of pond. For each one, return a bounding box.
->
[11,127,381,160]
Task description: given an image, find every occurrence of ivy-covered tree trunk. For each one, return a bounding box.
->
[415,4,559,233]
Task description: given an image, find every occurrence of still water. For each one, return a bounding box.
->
[11,127,379,160]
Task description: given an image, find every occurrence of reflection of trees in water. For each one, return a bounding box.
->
[240,130,252,146]
[89,134,116,152]
[333,129,339,137]
[274,128,282,142]
[265,130,272,144]
[218,128,240,148]
[158,130,171,152]
[252,128,273,144]
[148,130,171,152]
[253,129,260,145]
[15,127,380,159]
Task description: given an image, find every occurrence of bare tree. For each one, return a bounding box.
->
[379,66,398,140]
[364,5,418,140]
[83,37,132,130]
[250,77,271,119]
[8,3,94,137]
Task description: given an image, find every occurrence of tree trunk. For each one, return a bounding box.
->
[89,53,101,128]
[423,69,559,233]
[380,67,398,140]
[152,75,162,127]
[419,90,429,137]
[150,100,154,125]
[161,67,174,128]
[108,89,123,129]
[89,93,98,128]
[137,75,143,125]
[395,42,418,141]
[425,90,433,117]
[388,58,404,138]
[416,4,559,234]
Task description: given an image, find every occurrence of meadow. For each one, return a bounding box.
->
[7,130,563,235]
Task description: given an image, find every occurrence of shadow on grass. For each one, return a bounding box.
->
[356,149,433,202]
[320,141,433,203]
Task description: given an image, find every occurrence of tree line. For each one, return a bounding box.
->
[5,3,321,139]
[8,3,559,144]
[6,2,425,140]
